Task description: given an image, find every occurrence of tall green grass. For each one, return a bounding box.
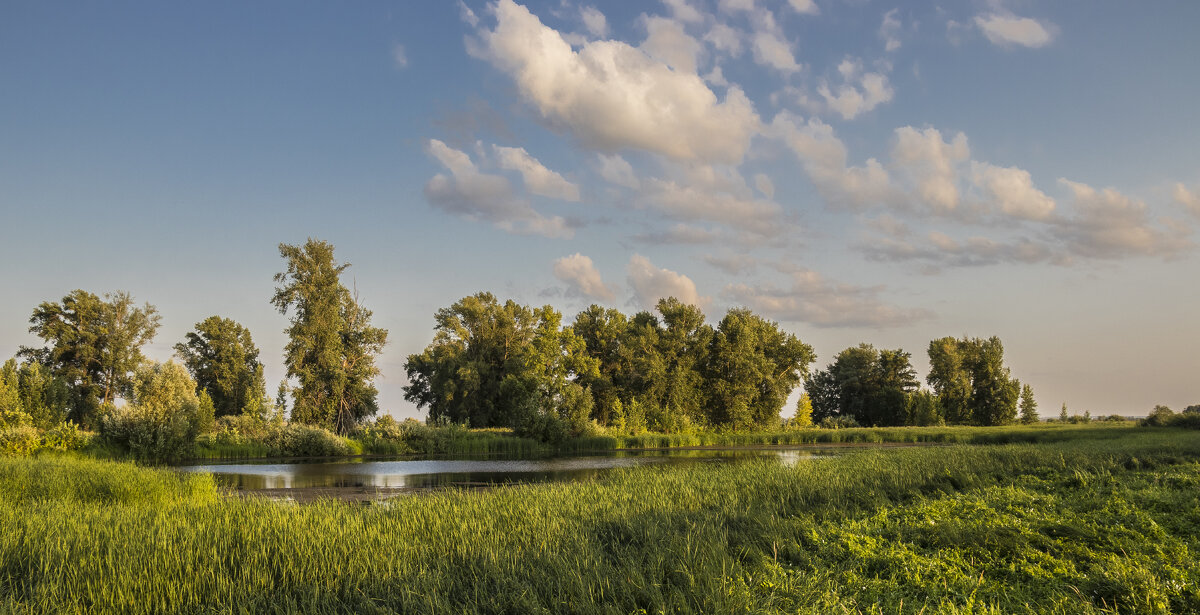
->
[2,431,1198,613]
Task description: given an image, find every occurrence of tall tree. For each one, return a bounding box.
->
[654,298,713,429]
[805,344,918,427]
[705,309,815,430]
[175,316,267,418]
[20,290,159,427]
[272,239,387,434]
[1018,383,1039,424]
[569,305,628,425]
[926,336,1019,426]
[926,337,973,424]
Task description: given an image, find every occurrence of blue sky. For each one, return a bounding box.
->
[2,0,1197,418]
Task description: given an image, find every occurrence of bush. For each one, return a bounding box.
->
[40,422,90,452]
[264,423,354,457]
[1141,405,1175,427]
[101,361,205,463]
[0,425,40,456]
[819,415,861,429]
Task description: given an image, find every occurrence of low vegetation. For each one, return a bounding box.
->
[2,430,1199,613]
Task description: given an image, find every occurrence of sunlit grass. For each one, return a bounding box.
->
[2,430,1197,613]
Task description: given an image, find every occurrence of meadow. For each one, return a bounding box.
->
[2,427,1198,613]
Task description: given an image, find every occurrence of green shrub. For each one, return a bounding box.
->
[40,422,90,452]
[265,423,353,457]
[101,361,205,463]
[0,425,40,456]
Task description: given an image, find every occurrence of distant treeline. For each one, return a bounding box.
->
[1,238,1131,451]
[402,292,1035,440]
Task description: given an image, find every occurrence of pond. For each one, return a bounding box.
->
[177,446,852,500]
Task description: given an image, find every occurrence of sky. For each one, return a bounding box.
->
[1,0,1197,419]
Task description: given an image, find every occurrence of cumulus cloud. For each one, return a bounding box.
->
[974,13,1055,48]
[579,6,608,38]
[641,15,702,74]
[705,23,743,57]
[752,30,801,73]
[771,112,894,209]
[627,254,708,309]
[492,145,581,201]
[424,139,573,238]
[554,253,616,301]
[970,162,1055,220]
[879,9,902,52]
[788,0,819,16]
[719,0,755,14]
[392,44,408,68]
[596,154,640,189]
[753,173,775,199]
[635,163,788,238]
[818,58,894,120]
[662,0,704,24]
[1052,179,1191,259]
[891,126,970,213]
[724,266,932,327]
[474,0,761,164]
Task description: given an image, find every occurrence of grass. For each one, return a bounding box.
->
[2,428,1199,613]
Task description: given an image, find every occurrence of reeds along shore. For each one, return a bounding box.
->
[3,428,1199,613]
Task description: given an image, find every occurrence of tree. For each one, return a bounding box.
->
[175,316,266,418]
[570,305,628,425]
[100,360,208,462]
[926,336,1019,426]
[272,239,388,434]
[0,359,29,428]
[803,368,840,424]
[705,309,814,430]
[20,290,160,427]
[1018,383,1038,424]
[1059,403,1069,422]
[792,393,813,427]
[405,293,597,434]
[803,345,918,427]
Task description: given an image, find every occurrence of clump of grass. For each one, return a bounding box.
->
[2,430,1198,613]
[0,455,218,506]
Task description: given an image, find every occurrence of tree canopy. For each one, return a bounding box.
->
[175,316,267,418]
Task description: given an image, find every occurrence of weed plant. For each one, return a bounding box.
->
[2,430,1199,613]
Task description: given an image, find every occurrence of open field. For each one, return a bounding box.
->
[2,428,1198,613]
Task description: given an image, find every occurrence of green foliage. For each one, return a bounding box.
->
[5,431,1198,613]
[174,316,267,418]
[1141,404,1200,429]
[903,389,944,426]
[100,361,204,463]
[927,336,1019,426]
[705,308,815,430]
[273,239,388,434]
[806,344,920,427]
[0,426,40,456]
[792,393,813,428]
[19,290,160,428]
[1060,402,1069,422]
[1018,382,1039,423]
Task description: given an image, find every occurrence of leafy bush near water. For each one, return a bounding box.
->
[3,431,1200,613]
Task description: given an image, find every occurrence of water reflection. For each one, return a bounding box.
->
[179,448,834,491]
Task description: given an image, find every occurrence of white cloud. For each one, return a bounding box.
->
[863,232,1058,268]
[627,254,708,309]
[1174,183,1200,218]
[879,9,902,52]
[704,252,758,275]
[457,0,479,27]
[636,163,788,238]
[724,266,932,327]
[771,112,894,209]
[597,153,640,189]
[818,58,894,120]
[579,6,608,38]
[891,126,970,213]
[970,161,1055,220]
[640,16,702,74]
[492,145,581,201]
[424,139,573,238]
[974,13,1055,48]
[392,44,408,68]
[788,0,819,16]
[1054,179,1191,259]
[475,0,761,164]
[662,0,704,24]
[752,31,801,73]
[704,23,743,57]
[554,253,616,301]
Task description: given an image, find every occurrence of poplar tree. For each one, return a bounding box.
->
[1018,383,1039,424]
[272,239,388,434]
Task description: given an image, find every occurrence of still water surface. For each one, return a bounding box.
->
[178,447,839,491]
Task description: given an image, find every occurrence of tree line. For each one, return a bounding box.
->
[3,237,1039,445]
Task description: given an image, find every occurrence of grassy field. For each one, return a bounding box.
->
[2,427,1198,613]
